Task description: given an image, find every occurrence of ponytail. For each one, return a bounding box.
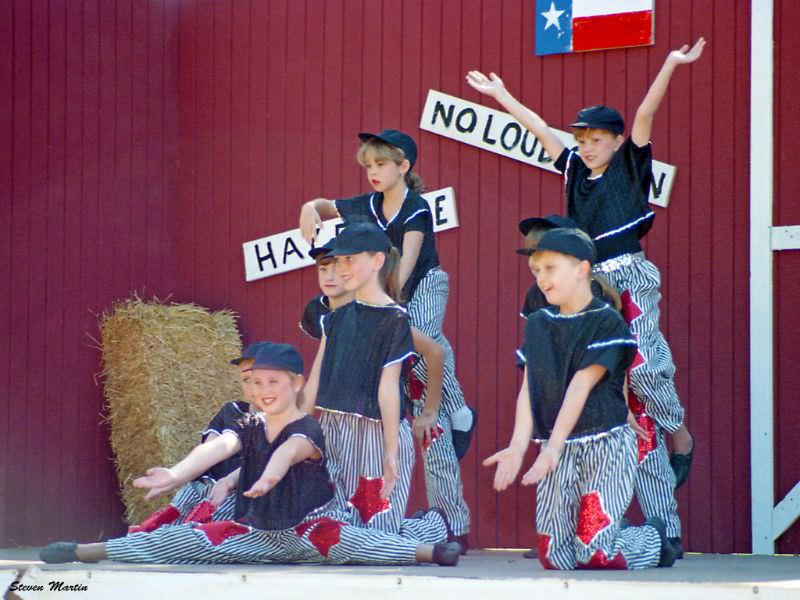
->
[378,246,405,303]
[592,272,622,312]
[405,171,425,193]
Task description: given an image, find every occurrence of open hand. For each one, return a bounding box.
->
[133,467,179,501]
[465,71,507,98]
[208,475,236,506]
[299,203,323,244]
[520,446,560,486]
[412,412,442,450]
[668,37,706,65]
[380,454,398,499]
[482,447,523,492]
[243,475,280,498]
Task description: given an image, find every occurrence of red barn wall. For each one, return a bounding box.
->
[0,0,179,545]
[173,0,753,553]
[3,0,798,553]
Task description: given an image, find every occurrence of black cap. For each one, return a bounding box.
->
[569,105,625,135]
[518,214,578,236]
[230,341,272,365]
[327,222,392,256]
[309,239,335,260]
[358,129,418,169]
[250,342,304,375]
[535,227,597,264]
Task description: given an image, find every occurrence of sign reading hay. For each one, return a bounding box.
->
[100,298,243,524]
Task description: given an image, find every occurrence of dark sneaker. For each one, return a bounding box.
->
[668,537,684,559]
[522,547,538,559]
[40,542,80,564]
[670,433,695,489]
[452,406,477,460]
[645,517,679,568]
[449,534,469,555]
[432,542,461,566]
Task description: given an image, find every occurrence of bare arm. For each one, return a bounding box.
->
[133,432,242,500]
[378,361,403,498]
[300,336,326,414]
[632,38,706,146]
[299,198,340,243]
[398,231,424,292]
[465,71,566,161]
[482,368,533,492]
[520,363,607,485]
[243,436,320,498]
[410,328,444,446]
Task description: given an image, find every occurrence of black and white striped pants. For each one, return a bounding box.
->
[633,425,681,537]
[106,508,447,565]
[411,402,470,536]
[408,268,468,417]
[598,256,684,433]
[318,410,429,537]
[535,426,661,570]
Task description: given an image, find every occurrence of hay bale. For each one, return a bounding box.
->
[100,297,242,524]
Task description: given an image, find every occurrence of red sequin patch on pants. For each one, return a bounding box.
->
[537,533,558,570]
[578,549,628,569]
[195,520,249,546]
[635,414,657,463]
[577,491,611,546]
[349,476,390,524]
[128,505,180,534]
[294,517,346,557]
[183,500,216,524]
[408,371,425,402]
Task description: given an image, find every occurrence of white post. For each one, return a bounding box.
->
[750,0,775,555]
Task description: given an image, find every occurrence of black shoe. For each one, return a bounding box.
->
[645,518,679,568]
[522,547,538,559]
[449,534,469,555]
[40,542,80,564]
[432,542,461,566]
[668,537,684,559]
[452,407,477,461]
[670,433,695,489]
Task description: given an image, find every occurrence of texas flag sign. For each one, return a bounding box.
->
[536,0,654,56]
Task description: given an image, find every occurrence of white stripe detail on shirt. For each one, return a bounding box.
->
[516,349,528,364]
[384,350,418,368]
[586,339,638,350]
[593,211,655,241]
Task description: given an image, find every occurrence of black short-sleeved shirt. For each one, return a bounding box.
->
[200,401,249,482]
[519,280,609,319]
[334,190,440,300]
[555,137,655,262]
[318,300,415,421]
[229,414,334,531]
[299,295,333,340]
[517,297,636,440]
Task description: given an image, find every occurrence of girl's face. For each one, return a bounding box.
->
[248,369,301,415]
[361,149,409,194]
[317,260,348,300]
[575,129,624,174]
[333,252,383,292]
[530,250,588,307]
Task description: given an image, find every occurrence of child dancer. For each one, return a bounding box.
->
[467,40,705,549]
[486,228,677,570]
[299,130,476,456]
[40,342,461,566]
[302,241,471,548]
[126,355,255,533]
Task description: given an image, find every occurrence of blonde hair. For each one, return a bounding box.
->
[376,246,404,303]
[357,139,425,193]
[571,127,623,142]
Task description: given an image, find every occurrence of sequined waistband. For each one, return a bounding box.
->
[593,252,645,274]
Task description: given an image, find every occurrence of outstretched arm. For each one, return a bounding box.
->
[520,363,607,485]
[632,38,706,146]
[482,368,533,492]
[465,71,566,161]
[299,198,340,243]
[243,436,320,498]
[133,432,242,500]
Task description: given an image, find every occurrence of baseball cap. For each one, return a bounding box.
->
[535,227,597,264]
[309,239,335,260]
[518,214,579,236]
[569,105,625,135]
[326,222,392,256]
[230,342,274,366]
[358,129,418,169]
[250,342,304,375]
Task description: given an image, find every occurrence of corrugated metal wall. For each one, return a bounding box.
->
[2,0,797,553]
[1,0,179,545]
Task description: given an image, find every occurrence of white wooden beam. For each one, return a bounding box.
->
[771,226,800,251]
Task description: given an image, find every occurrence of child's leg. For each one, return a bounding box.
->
[408,269,473,430]
[634,427,681,538]
[411,403,471,536]
[317,411,361,523]
[573,427,661,570]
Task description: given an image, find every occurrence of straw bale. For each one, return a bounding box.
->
[99,297,242,524]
